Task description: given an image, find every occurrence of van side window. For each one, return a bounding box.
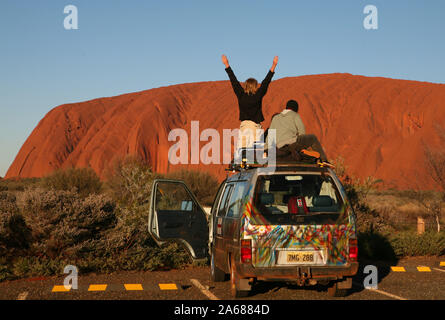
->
[217,184,233,217]
[226,181,248,218]
[211,182,226,217]
[155,182,194,212]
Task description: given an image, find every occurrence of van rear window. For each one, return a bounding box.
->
[252,174,348,225]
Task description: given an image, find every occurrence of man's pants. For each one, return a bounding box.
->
[282,134,328,162]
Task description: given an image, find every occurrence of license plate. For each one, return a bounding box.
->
[287,251,315,263]
[276,250,325,265]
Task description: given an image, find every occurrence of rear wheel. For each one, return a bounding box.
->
[327,281,349,297]
[230,255,250,298]
[210,247,226,282]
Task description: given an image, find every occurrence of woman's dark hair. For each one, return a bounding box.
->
[286,100,299,113]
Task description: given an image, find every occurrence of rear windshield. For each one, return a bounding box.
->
[252,173,348,225]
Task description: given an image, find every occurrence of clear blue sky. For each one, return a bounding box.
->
[1,0,444,177]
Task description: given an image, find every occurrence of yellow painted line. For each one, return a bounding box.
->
[88,284,108,291]
[417,266,431,272]
[124,284,143,291]
[440,262,445,267]
[159,283,178,290]
[52,285,71,292]
[391,266,406,272]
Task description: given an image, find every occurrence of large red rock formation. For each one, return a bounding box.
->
[6,73,445,190]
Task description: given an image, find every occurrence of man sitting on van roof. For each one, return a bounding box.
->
[266,100,329,163]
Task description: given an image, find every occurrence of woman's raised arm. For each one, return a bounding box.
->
[223,54,243,97]
[222,54,230,68]
[270,56,278,73]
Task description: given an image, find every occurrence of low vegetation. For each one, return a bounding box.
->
[0,154,443,281]
[0,157,219,281]
[332,156,445,262]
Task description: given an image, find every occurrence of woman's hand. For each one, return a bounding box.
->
[222,54,229,68]
[271,56,278,72]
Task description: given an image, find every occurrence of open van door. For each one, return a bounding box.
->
[148,179,209,259]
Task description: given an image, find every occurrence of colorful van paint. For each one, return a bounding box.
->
[241,199,356,267]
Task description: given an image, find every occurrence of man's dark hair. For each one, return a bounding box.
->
[286,100,299,113]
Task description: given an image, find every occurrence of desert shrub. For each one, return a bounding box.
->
[0,192,32,257]
[164,169,220,206]
[355,210,396,234]
[332,156,393,234]
[21,188,116,259]
[0,212,31,253]
[41,167,102,197]
[390,231,445,257]
[0,257,14,282]
[0,177,41,192]
[11,256,66,278]
[104,156,155,251]
[0,158,215,281]
[0,191,19,214]
[103,156,193,270]
[357,230,445,261]
[142,243,191,270]
[105,155,157,205]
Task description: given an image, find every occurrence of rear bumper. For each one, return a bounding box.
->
[237,262,359,281]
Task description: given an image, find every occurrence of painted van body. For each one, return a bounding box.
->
[148,164,359,298]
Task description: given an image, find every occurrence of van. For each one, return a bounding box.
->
[148,164,358,298]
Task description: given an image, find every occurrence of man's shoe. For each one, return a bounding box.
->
[300,149,320,159]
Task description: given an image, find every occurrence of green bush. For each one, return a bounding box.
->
[390,231,445,257]
[41,167,102,197]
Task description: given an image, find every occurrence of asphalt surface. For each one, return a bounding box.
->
[0,256,443,301]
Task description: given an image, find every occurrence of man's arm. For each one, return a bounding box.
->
[222,55,243,97]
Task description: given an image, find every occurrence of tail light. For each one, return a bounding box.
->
[240,239,252,263]
[349,238,358,261]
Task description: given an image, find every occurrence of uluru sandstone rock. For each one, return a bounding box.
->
[6,73,445,190]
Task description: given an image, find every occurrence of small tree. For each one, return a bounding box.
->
[419,125,445,232]
[105,155,157,251]
[409,124,445,233]
[408,189,441,233]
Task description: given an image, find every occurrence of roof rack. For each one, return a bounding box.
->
[226,160,332,173]
[227,144,334,173]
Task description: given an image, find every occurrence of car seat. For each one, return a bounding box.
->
[259,193,274,206]
[288,196,308,214]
